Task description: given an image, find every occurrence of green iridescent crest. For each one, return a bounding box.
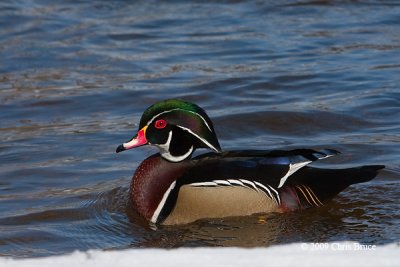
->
[139,99,221,152]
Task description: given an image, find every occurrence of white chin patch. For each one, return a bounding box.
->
[156,131,193,162]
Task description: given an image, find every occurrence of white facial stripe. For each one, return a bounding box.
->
[177,125,219,152]
[157,130,173,155]
[156,130,194,162]
[147,108,213,132]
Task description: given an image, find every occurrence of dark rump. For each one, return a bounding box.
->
[284,165,385,203]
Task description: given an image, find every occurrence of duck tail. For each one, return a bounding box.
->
[346,165,385,184]
[279,165,385,209]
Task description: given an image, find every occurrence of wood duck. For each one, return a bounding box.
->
[116,99,384,225]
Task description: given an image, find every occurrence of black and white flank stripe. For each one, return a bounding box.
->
[190,179,281,205]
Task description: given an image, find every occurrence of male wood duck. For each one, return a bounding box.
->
[116,99,384,225]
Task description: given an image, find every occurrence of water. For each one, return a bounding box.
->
[1,0,400,258]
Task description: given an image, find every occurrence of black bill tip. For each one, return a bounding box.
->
[116,144,126,153]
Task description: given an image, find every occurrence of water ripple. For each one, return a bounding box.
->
[1,0,399,258]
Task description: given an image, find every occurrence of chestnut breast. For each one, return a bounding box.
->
[130,154,190,221]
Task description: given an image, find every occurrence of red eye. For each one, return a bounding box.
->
[155,119,167,129]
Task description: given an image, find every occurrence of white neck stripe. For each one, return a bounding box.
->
[161,145,194,162]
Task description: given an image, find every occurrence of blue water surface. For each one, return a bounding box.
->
[0,0,399,258]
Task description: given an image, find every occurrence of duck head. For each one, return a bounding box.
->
[116,99,221,162]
